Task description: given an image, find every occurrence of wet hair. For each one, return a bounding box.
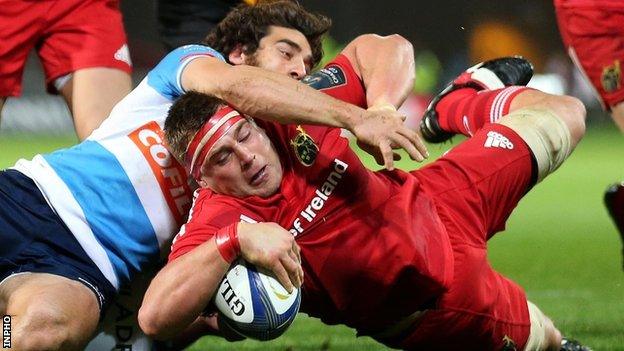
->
[165,91,224,163]
[203,0,331,68]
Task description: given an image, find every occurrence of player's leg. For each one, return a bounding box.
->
[0,0,45,126]
[557,0,624,273]
[419,55,586,152]
[507,89,586,147]
[0,273,100,350]
[498,89,585,182]
[605,181,624,269]
[555,0,624,132]
[422,56,586,182]
[524,301,561,350]
[380,242,572,350]
[419,56,534,142]
[58,67,132,139]
[610,101,624,132]
[0,98,5,122]
[38,0,132,140]
[0,169,117,350]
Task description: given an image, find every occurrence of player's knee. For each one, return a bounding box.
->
[512,90,586,146]
[546,94,586,146]
[11,295,97,351]
[12,307,75,350]
[498,104,578,182]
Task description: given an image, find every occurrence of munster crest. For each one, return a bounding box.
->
[601,60,621,93]
[290,126,318,167]
[501,335,517,351]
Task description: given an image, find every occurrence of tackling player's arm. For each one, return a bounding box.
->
[333,34,427,166]
[182,57,366,129]
[181,51,426,170]
[139,219,301,340]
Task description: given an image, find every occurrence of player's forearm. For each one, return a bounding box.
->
[214,64,366,131]
[354,34,415,108]
[138,240,229,340]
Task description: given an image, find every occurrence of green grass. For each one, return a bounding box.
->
[2,126,623,350]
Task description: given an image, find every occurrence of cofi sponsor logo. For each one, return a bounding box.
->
[2,315,10,348]
[129,121,192,225]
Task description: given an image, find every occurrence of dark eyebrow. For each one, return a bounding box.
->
[277,39,302,52]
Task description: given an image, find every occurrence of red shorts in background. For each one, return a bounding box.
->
[397,124,534,350]
[0,0,132,96]
[555,0,624,109]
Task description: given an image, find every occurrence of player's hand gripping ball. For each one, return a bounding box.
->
[214,259,301,341]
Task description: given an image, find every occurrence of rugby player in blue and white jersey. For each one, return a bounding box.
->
[0,2,423,350]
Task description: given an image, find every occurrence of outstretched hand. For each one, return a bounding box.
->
[237,222,303,293]
[351,104,428,170]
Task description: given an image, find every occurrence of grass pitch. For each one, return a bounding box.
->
[1,125,623,350]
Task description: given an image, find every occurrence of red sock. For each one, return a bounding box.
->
[436,86,530,136]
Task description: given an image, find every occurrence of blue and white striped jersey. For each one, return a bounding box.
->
[13,45,225,290]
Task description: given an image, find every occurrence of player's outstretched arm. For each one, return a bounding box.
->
[182,56,365,129]
[138,222,302,340]
[138,236,230,340]
[339,34,428,168]
[181,56,426,169]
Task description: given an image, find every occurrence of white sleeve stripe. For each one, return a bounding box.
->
[176,54,222,94]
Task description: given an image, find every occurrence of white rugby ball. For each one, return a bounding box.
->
[214,259,301,341]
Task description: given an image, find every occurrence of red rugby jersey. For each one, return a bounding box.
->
[170,55,453,333]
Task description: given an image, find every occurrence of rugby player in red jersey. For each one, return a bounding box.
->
[140,37,591,350]
[0,2,428,350]
[554,0,624,272]
[0,0,132,140]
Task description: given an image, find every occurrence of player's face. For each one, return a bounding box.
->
[198,119,283,198]
[235,26,313,80]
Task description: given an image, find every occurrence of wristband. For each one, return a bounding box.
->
[215,223,241,263]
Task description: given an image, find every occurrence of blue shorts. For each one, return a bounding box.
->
[0,170,115,317]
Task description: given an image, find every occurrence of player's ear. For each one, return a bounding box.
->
[198,179,208,188]
[228,44,247,65]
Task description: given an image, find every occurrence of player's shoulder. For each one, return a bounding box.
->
[147,44,226,100]
[165,44,225,62]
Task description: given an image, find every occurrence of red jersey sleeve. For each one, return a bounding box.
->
[168,190,243,261]
[302,54,367,108]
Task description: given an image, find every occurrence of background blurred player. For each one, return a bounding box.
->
[141,44,591,349]
[0,2,418,349]
[554,0,624,270]
[158,0,258,52]
[0,0,133,140]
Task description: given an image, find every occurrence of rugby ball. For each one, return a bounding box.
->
[214,259,301,341]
